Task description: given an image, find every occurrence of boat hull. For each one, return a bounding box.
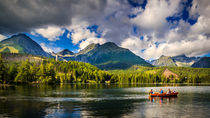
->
[149,92,178,97]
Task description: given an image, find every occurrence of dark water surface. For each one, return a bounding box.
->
[0,84,210,118]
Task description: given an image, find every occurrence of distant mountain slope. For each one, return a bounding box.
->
[65,42,152,69]
[152,55,177,67]
[172,54,200,67]
[77,43,100,55]
[0,33,50,57]
[56,49,74,56]
[172,54,200,63]
[192,57,210,68]
[152,54,201,67]
[1,53,44,63]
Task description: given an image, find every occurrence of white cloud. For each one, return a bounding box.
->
[34,26,65,41]
[131,7,143,15]
[122,17,210,60]
[121,36,148,55]
[67,18,107,50]
[40,43,62,53]
[0,34,7,41]
[165,20,191,43]
[71,28,95,44]
[191,16,210,34]
[120,0,210,60]
[67,19,95,44]
[76,0,135,45]
[190,0,210,19]
[131,0,181,30]
[79,37,106,49]
[29,0,210,60]
[189,0,210,35]
[143,35,210,59]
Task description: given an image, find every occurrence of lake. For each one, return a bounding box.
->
[0,84,210,118]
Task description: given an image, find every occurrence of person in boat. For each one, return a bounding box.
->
[167,88,171,94]
[149,89,154,94]
[159,89,164,94]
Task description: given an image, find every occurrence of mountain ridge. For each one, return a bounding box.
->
[64,42,153,69]
[2,34,209,69]
[56,49,74,56]
[151,54,201,67]
[192,57,210,68]
[0,33,51,57]
[152,55,177,67]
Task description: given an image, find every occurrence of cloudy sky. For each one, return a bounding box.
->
[0,0,210,60]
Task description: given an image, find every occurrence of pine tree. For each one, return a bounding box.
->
[15,60,31,83]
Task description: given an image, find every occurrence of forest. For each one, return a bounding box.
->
[0,54,210,84]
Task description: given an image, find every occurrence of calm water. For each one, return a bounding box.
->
[0,84,210,118]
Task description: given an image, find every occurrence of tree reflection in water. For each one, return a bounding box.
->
[1,84,210,118]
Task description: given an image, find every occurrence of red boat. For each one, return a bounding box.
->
[149,92,178,97]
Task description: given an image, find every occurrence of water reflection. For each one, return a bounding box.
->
[0,84,210,118]
[149,96,178,104]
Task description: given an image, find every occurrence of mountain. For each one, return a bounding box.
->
[65,42,152,69]
[77,43,100,55]
[172,54,199,63]
[0,33,50,57]
[56,49,74,56]
[172,54,200,67]
[152,55,177,67]
[152,54,201,67]
[191,57,210,68]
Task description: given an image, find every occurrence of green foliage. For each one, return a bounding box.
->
[167,67,210,83]
[15,60,32,83]
[2,47,11,53]
[0,58,113,84]
[0,34,50,57]
[0,58,210,84]
[109,66,210,84]
[66,42,152,70]
[0,54,8,84]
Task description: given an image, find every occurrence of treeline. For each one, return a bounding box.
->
[109,67,167,84]
[0,55,210,84]
[109,66,210,84]
[0,55,112,84]
[168,67,210,83]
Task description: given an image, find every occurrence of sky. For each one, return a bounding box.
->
[0,0,210,60]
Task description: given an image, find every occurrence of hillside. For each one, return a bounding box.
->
[0,33,50,57]
[56,49,74,56]
[172,54,200,63]
[1,53,44,63]
[77,43,100,55]
[65,42,152,69]
[172,55,200,67]
[152,55,177,67]
[152,54,200,67]
[192,57,210,68]
[0,34,152,70]
[162,68,178,79]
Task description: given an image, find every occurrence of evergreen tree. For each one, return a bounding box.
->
[15,60,31,83]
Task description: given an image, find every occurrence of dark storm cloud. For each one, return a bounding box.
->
[0,0,107,34]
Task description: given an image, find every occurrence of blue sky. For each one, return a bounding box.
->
[0,0,210,59]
